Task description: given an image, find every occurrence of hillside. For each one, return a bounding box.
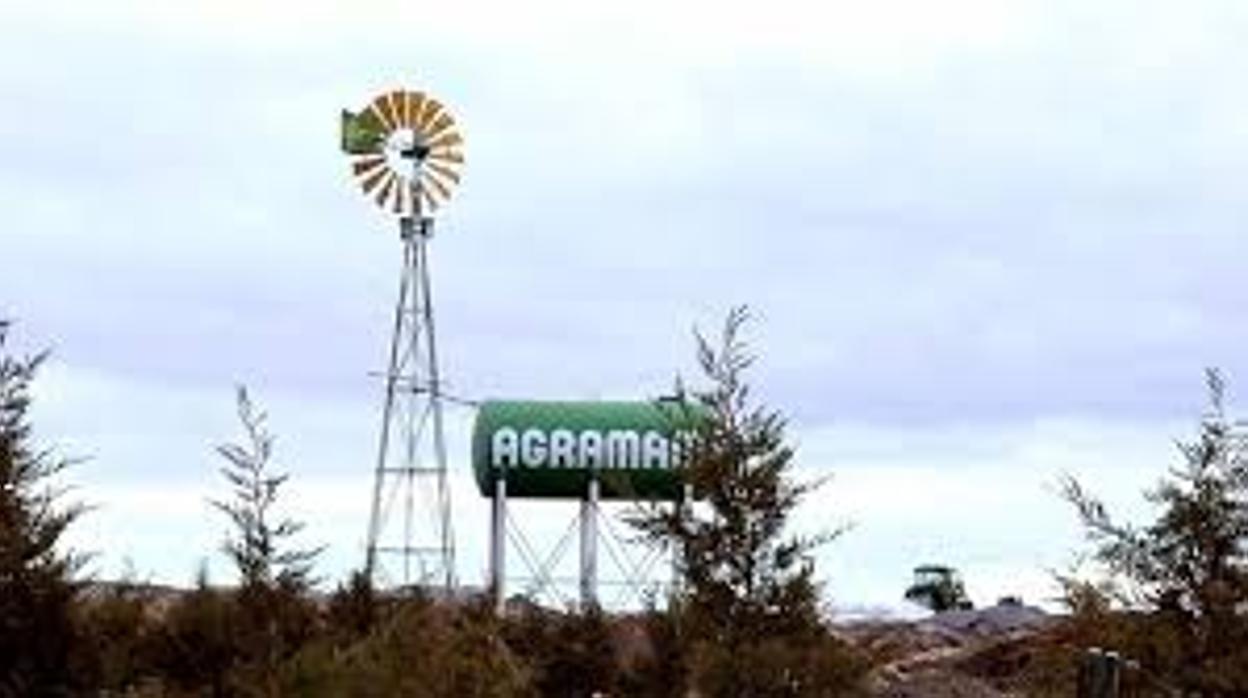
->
[843,603,1056,697]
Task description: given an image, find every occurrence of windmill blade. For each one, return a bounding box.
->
[422,186,439,213]
[371,95,398,131]
[386,90,407,122]
[426,131,463,150]
[389,92,412,132]
[422,171,452,203]
[375,171,397,208]
[408,183,423,215]
[359,167,390,195]
[428,149,465,165]
[417,99,444,132]
[425,113,455,141]
[353,156,386,176]
[392,179,406,214]
[403,91,426,127]
[394,91,413,128]
[426,161,461,185]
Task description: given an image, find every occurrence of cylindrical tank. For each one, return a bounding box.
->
[471,400,704,500]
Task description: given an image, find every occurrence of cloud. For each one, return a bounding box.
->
[40,358,1197,613]
[8,1,1248,608]
[796,416,1186,609]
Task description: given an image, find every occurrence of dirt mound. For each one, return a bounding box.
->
[919,604,1050,638]
[840,603,1054,697]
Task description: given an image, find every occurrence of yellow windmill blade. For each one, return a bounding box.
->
[392,181,406,214]
[412,182,438,213]
[416,98,443,131]
[427,149,464,165]
[425,113,455,141]
[402,91,427,128]
[421,171,453,204]
[375,172,397,208]
[353,156,386,176]
[343,88,465,218]
[370,94,399,132]
[359,167,389,196]
[383,90,408,128]
[426,161,461,185]
[426,131,462,150]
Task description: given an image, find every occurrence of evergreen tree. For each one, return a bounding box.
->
[71,571,160,694]
[154,565,238,697]
[630,307,864,697]
[503,604,619,697]
[1062,368,1248,694]
[316,595,533,697]
[325,568,381,646]
[212,386,321,591]
[211,386,323,696]
[0,320,86,695]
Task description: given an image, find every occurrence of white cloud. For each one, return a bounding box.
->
[9,0,1248,610]
[40,359,1197,612]
[797,416,1186,609]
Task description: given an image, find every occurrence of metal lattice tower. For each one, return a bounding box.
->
[341,89,465,591]
[365,211,455,589]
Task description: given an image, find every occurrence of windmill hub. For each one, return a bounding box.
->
[387,128,431,164]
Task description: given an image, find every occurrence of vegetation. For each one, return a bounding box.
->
[212,386,322,593]
[0,321,86,695]
[630,306,867,697]
[1043,368,1248,696]
[0,313,871,696]
[210,386,324,696]
[22,312,1248,696]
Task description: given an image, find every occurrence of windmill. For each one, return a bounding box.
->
[341,89,464,590]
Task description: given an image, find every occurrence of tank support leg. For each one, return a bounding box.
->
[490,476,507,614]
[580,476,599,609]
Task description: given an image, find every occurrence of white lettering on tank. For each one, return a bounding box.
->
[578,430,603,470]
[642,431,669,470]
[497,425,691,473]
[549,429,575,468]
[492,427,519,469]
[520,429,548,467]
[606,430,640,469]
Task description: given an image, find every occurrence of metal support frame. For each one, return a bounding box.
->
[365,203,456,592]
[488,481,677,613]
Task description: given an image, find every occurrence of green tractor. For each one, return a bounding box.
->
[904,564,974,613]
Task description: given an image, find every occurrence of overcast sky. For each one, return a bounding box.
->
[5,0,1248,613]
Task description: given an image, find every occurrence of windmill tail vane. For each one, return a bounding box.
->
[341,109,386,155]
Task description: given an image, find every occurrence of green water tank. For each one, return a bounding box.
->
[470,400,704,500]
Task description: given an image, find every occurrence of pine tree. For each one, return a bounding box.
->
[155,565,238,697]
[211,386,323,696]
[1062,368,1248,694]
[0,320,86,695]
[212,386,321,591]
[630,307,864,697]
